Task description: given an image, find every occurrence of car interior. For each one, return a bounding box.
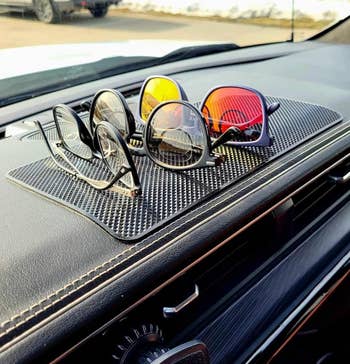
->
[0,16,349,364]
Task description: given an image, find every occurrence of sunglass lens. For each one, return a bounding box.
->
[201,87,264,142]
[92,90,129,139]
[140,77,181,122]
[146,102,206,167]
[96,124,134,189]
[54,106,93,159]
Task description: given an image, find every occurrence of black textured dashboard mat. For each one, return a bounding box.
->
[7,97,342,241]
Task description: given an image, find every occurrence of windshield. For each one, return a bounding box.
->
[0,0,348,107]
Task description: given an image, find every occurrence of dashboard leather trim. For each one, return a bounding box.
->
[1,42,350,363]
[1,119,349,351]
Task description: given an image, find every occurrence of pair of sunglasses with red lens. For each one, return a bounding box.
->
[137,75,280,148]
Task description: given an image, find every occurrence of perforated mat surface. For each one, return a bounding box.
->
[8,97,342,240]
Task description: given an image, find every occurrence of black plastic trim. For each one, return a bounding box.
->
[196,200,350,363]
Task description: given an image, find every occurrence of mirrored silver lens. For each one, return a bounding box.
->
[96,124,134,189]
[54,106,93,159]
[146,102,206,167]
[92,91,128,139]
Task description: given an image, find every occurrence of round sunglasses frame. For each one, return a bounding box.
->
[143,100,223,171]
[95,121,141,195]
[90,88,136,143]
[199,85,275,148]
[52,104,97,160]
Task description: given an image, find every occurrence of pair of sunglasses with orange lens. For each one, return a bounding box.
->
[137,75,280,147]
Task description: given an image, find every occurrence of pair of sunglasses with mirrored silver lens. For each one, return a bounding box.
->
[35,103,141,197]
[137,75,280,147]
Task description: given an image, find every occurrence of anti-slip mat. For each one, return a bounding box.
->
[8,97,342,241]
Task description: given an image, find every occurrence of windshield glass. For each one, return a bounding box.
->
[0,0,348,107]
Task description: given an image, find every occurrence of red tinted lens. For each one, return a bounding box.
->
[201,87,264,136]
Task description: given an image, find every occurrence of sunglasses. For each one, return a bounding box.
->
[137,75,280,147]
[91,88,224,170]
[138,75,189,123]
[89,88,137,142]
[36,81,277,196]
[35,104,141,197]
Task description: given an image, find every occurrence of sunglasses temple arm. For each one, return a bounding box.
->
[52,144,130,190]
[102,165,141,197]
[211,127,241,150]
[267,102,280,116]
[35,121,78,174]
[35,121,57,157]
[78,165,129,190]
[54,146,134,193]
[35,121,140,196]
[35,121,103,182]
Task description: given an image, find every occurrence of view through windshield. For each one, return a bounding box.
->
[0,0,348,106]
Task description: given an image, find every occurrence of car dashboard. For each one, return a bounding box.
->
[0,40,349,364]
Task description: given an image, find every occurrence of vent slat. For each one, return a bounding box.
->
[292,159,349,229]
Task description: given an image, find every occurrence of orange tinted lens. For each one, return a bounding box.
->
[201,87,263,136]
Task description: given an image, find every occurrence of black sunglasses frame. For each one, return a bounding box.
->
[36,116,141,197]
[52,104,99,160]
[143,100,224,171]
[95,121,141,196]
[89,88,136,143]
[199,85,279,148]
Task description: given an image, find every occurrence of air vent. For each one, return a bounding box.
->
[292,159,350,231]
[70,86,141,114]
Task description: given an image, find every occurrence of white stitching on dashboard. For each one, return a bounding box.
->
[0,180,235,335]
[0,125,348,338]
[0,131,344,334]
[0,154,282,335]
